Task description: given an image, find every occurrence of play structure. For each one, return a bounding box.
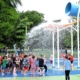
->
[0,2,80,79]
[65,2,80,68]
[45,2,80,68]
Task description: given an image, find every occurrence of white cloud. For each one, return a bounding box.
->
[17,0,79,21]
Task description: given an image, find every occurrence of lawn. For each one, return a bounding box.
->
[0,75,80,80]
[0,49,78,58]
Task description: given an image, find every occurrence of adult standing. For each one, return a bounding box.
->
[65,48,67,55]
[5,47,8,54]
[17,48,20,55]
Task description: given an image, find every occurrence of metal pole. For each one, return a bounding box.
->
[57,26,60,68]
[52,31,55,67]
[71,27,73,55]
[77,7,80,67]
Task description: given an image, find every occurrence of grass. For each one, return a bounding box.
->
[0,49,78,58]
[0,75,80,80]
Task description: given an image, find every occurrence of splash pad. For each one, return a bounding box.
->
[43,2,80,69]
[0,2,80,80]
[45,19,80,68]
[26,2,80,69]
[23,2,80,78]
[0,2,79,80]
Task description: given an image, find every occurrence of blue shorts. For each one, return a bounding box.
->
[2,67,6,70]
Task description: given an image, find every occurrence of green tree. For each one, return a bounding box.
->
[12,17,33,47]
[3,0,22,8]
[0,0,20,48]
[12,11,44,47]
[23,10,44,30]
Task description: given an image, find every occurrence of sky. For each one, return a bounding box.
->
[17,0,78,21]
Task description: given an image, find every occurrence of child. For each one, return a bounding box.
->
[0,55,2,72]
[38,55,44,76]
[61,52,66,60]
[50,55,53,67]
[68,54,74,64]
[30,55,36,77]
[63,55,72,80]
[23,55,29,75]
[2,56,8,75]
[12,54,17,76]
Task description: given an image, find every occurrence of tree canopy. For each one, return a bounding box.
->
[0,0,79,49]
[0,0,19,48]
[12,11,44,47]
[0,0,44,48]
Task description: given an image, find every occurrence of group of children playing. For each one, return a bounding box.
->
[0,52,48,77]
[0,50,74,79]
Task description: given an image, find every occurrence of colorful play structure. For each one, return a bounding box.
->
[46,2,80,68]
